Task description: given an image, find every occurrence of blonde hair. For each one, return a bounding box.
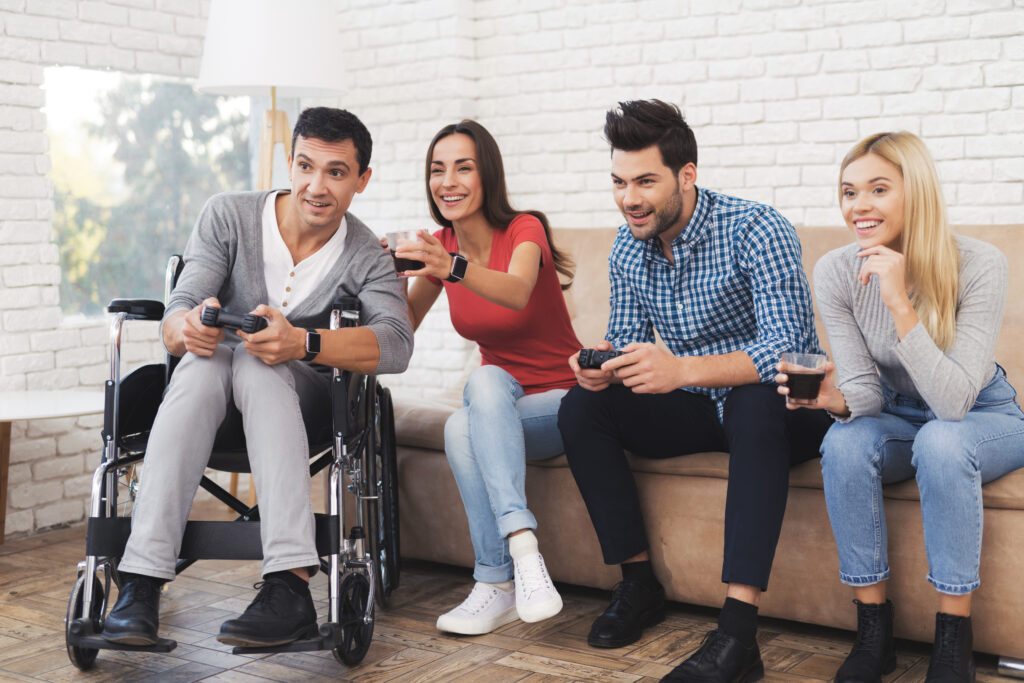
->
[839,131,959,350]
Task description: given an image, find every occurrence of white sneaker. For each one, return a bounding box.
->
[513,552,563,623]
[435,582,518,635]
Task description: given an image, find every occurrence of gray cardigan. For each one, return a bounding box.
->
[163,190,413,374]
[814,235,1007,422]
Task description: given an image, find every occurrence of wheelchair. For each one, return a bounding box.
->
[64,255,401,670]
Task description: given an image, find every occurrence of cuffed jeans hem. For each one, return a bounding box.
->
[839,569,890,587]
[496,509,537,539]
[927,575,980,595]
[474,562,514,583]
[262,555,321,577]
[116,561,176,583]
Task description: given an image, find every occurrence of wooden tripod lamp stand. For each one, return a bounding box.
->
[196,0,346,190]
[195,0,346,500]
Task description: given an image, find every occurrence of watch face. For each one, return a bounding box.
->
[451,254,468,280]
[307,331,321,354]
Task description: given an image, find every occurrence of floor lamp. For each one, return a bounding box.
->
[196,0,346,190]
[196,0,346,501]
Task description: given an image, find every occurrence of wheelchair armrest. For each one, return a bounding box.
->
[107,299,165,321]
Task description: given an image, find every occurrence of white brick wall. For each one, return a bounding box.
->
[334,0,1023,397]
[3,0,1024,536]
[0,0,205,535]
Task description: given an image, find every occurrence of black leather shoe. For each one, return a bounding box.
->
[217,575,318,647]
[834,600,897,682]
[925,612,975,682]
[101,574,162,645]
[661,628,764,682]
[587,579,665,648]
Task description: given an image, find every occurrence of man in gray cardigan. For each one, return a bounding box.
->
[101,107,413,648]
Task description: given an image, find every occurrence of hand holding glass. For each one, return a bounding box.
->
[780,352,827,404]
[385,230,426,274]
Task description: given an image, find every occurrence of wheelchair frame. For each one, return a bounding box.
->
[64,257,400,670]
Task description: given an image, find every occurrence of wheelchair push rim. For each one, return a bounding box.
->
[367,384,400,609]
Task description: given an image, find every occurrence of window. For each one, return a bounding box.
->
[44,67,250,316]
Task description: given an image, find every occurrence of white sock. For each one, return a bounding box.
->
[508,530,539,561]
[488,580,514,593]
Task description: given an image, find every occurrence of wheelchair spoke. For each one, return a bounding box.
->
[332,572,373,666]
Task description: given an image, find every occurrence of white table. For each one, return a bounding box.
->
[0,390,105,543]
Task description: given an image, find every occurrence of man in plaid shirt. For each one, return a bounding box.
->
[558,100,832,683]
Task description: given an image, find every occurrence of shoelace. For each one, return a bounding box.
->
[459,584,499,615]
[607,580,645,611]
[691,630,729,664]
[248,580,284,615]
[850,607,886,654]
[933,617,963,669]
[516,555,552,600]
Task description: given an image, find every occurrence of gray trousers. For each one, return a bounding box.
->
[119,343,330,581]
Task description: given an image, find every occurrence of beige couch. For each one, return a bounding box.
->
[392,225,1024,660]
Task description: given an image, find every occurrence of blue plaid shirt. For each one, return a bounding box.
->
[606,186,821,421]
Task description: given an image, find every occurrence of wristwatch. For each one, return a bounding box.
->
[302,328,321,362]
[445,252,469,283]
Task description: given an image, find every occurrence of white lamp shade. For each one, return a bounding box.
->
[196,0,346,98]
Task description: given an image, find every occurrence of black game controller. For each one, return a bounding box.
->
[200,306,269,334]
[578,348,623,369]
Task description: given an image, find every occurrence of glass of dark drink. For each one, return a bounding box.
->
[385,230,426,274]
[781,352,827,405]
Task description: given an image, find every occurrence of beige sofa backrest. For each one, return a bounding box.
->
[553,225,1024,394]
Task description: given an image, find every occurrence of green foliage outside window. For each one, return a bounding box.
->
[52,77,249,316]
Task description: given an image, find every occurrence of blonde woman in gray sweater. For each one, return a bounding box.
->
[776,131,1024,683]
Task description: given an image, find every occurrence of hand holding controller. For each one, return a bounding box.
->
[200,306,269,334]
[577,347,623,369]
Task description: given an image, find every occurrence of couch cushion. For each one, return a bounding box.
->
[394,394,1024,512]
[392,395,458,450]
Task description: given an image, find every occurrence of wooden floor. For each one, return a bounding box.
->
[0,524,1007,682]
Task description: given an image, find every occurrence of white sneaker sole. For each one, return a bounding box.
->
[435,604,519,635]
[517,592,563,623]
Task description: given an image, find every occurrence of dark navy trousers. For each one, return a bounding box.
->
[557,382,832,590]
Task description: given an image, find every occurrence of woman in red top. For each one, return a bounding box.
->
[392,120,581,635]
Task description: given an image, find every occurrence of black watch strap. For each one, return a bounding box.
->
[445,252,469,283]
[302,328,321,362]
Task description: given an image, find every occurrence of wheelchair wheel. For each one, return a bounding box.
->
[332,571,374,666]
[369,385,400,608]
[65,573,104,671]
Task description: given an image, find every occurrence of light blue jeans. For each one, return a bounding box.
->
[821,368,1024,594]
[444,365,567,583]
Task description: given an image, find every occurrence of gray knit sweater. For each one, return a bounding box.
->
[163,190,413,374]
[813,235,1007,422]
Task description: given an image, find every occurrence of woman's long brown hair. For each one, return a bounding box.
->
[425,120,575,289]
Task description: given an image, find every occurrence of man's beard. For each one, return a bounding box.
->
[627,185,684,242]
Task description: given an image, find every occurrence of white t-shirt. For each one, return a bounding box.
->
[262,192,347,316]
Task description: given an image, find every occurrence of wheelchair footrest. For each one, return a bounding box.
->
[68,618,177,652]
[230,622,341,654]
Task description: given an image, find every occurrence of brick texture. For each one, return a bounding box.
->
[1,0,1023,536]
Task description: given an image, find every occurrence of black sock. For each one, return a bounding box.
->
[621,560,659,588]
[265,570,311,595]
[718,597,758,646]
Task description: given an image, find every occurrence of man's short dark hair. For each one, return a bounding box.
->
[291,107,372,175]
[604,99,697,174]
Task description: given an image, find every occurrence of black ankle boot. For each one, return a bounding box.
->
[217,574,318,648]
[834,600,896,683]
[101,573,163,645]
[925,612,975,682]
